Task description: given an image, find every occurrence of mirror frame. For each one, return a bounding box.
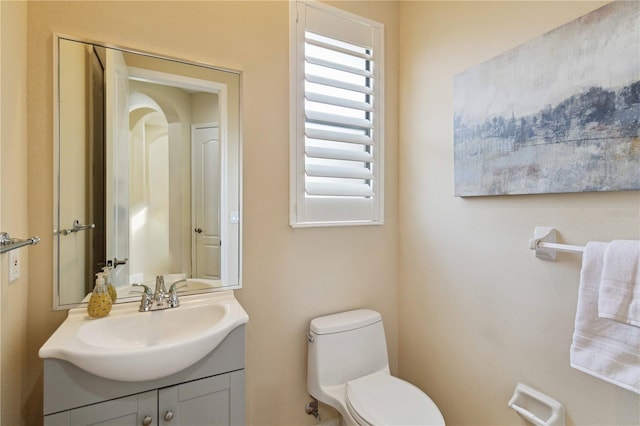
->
[52,34,243,309]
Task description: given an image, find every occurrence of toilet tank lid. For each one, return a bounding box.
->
[310,309,382,335]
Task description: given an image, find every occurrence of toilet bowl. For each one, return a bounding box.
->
[307,309,445,426]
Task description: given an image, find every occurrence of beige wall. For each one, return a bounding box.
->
[1,0,33,424]
[24,1,399,425]
[398,1,640,425]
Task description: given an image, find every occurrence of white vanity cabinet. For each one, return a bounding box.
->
[43,326,245,426]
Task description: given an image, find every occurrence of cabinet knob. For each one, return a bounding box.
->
[141,415,152,426]
[195,227,203,233]
[164,410,174,422]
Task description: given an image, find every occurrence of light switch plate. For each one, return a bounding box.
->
[230,211,239,224]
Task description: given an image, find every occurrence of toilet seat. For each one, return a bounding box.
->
[345,372,445,426]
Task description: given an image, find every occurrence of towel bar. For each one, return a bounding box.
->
[58,219,95,236]
[529,227,584,261]
[0,232,40,254]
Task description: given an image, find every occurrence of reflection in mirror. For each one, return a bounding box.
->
[54,36,241,309]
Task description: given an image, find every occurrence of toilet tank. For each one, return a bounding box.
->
[307,309,389,397]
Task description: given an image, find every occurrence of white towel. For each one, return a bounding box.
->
[598,240,640,327]
[570,242,640,394]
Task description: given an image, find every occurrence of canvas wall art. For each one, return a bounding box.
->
[453,1,639,197]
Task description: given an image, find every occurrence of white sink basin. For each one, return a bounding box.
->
[39,290,248,382]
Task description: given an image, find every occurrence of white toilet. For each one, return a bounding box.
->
[307,309,445,426]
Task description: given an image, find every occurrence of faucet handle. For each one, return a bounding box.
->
[167,279,186,308]
[131,283,153,296]
[168,279,188,293]
[131,284,153,312]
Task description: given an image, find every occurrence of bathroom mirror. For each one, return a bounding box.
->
[54,35,242,309]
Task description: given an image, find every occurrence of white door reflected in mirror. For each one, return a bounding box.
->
[192,124,221,279]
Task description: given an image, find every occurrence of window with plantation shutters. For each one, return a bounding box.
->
[290,1,384,227]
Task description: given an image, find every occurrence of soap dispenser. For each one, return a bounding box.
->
[87,272,112,318]
[102,266,117,302]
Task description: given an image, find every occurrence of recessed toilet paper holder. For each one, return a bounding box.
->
[508,383,565,426]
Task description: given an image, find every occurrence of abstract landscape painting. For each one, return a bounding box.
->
[453,1,639,197]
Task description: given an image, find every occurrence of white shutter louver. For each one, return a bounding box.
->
[304,31,374,199]
[291,1,384,226]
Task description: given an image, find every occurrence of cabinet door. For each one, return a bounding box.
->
[44,390,156,426]
[158,373,232,426]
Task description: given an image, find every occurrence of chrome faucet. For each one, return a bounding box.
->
[132,275,183,312]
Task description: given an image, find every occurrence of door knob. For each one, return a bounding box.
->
[194,227,203,233]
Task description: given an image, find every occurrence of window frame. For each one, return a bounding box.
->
[289,0,385,228]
